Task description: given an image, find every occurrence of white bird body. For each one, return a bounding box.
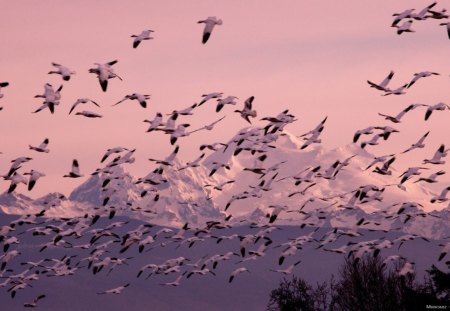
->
[198,16,223,44]
[235,96,257,123]
[97,283,130,295]
[367,71,394,91]
[424,144,448,165]
[63,159,83,178]
[424,102,450,120]
[48,62,76,81]
[229,267,249,283]
[131,29,154,48]
[29,138,50,153]
[114,93,150,108]
[23,170,45,191]
[216,96,238,112]
[69,98,100,114]
[89,60,121,92]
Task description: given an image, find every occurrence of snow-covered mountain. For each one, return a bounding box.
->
[1,127,449,238]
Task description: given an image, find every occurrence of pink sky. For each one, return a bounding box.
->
[0,1,449,197]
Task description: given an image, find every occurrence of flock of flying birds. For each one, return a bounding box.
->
[392,1,450,36]
[0,6,450,309]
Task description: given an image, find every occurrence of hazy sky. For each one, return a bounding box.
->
[1,1,449,197]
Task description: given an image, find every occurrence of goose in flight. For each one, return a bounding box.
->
[401,131,430,154]
[149,145,179,166]
[414,170,445,184]
[430,186,450,203]
[189,116,225,134]
[395,20,415,35]
[411,2,437,20]
[113,93,150,108]
[23,170,46,191]
[63,159,83,178]
[378,103,425,123]
[131,29,154,48]
[198,16,223,44]
[144,112,164,132]
[69,98,100,114]
[48,62,76,81]
[100,147,129,163]
[234,96,257,123]
[0,82,9,99]
[29,138,50,153]
[198,92,223,106]
[23,294,46,308]
[88,60,122,92]
[353,126,376,143]
[229,267,249,283]
[97,283,130,295]
[7,156,32,177]
[34,83,63,114]
[270,260,301,275]
[382,83,408,96]
[423,144,448,165]
[367,71,394,92]
[392,9,415,27]
[407,71,439,88]
[4,172,28,193]
[75,111,102,118]
[216,96,238,112]
[424,102,450,120]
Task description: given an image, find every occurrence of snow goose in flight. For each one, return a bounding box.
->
[75,111,102,118]
[234,96,257,123]
[229,267,249,283]
[375,126,400,140]
[189,116,225,134]
[148,145,179,166]
[0,82,9,99]
[353,126,377,143]
[97,283,130,295]
[378,103,425,123]
[29,138,50,153]
[4,172,27,193]
[407,71,439,88]
[216,95,238,112]
[144,112,164,132]
[424,102,450,120]
[430,186,450,203]
[7,156,32,177]
[69,98,99,114]
[411,2,437,20]
[414,170,445,184]
[131,29,154,48]
[23,170,45,191]
[48,62,76,81]
[88,60,122,92]
[100,147,129,163]
[23,294,46,308]
[401,131,430,154]
[270,260,301,275]
[113,93,150,108]
[423,144,448,165]
[34,83,63,114]
[360,134,383,149]
[395,20,415,35]
[367,70,394,92]
[198,16,223,44]
[382,83,408,96]
[63,159,83,178]
[391,9,415,27]
[198,92,223,106]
